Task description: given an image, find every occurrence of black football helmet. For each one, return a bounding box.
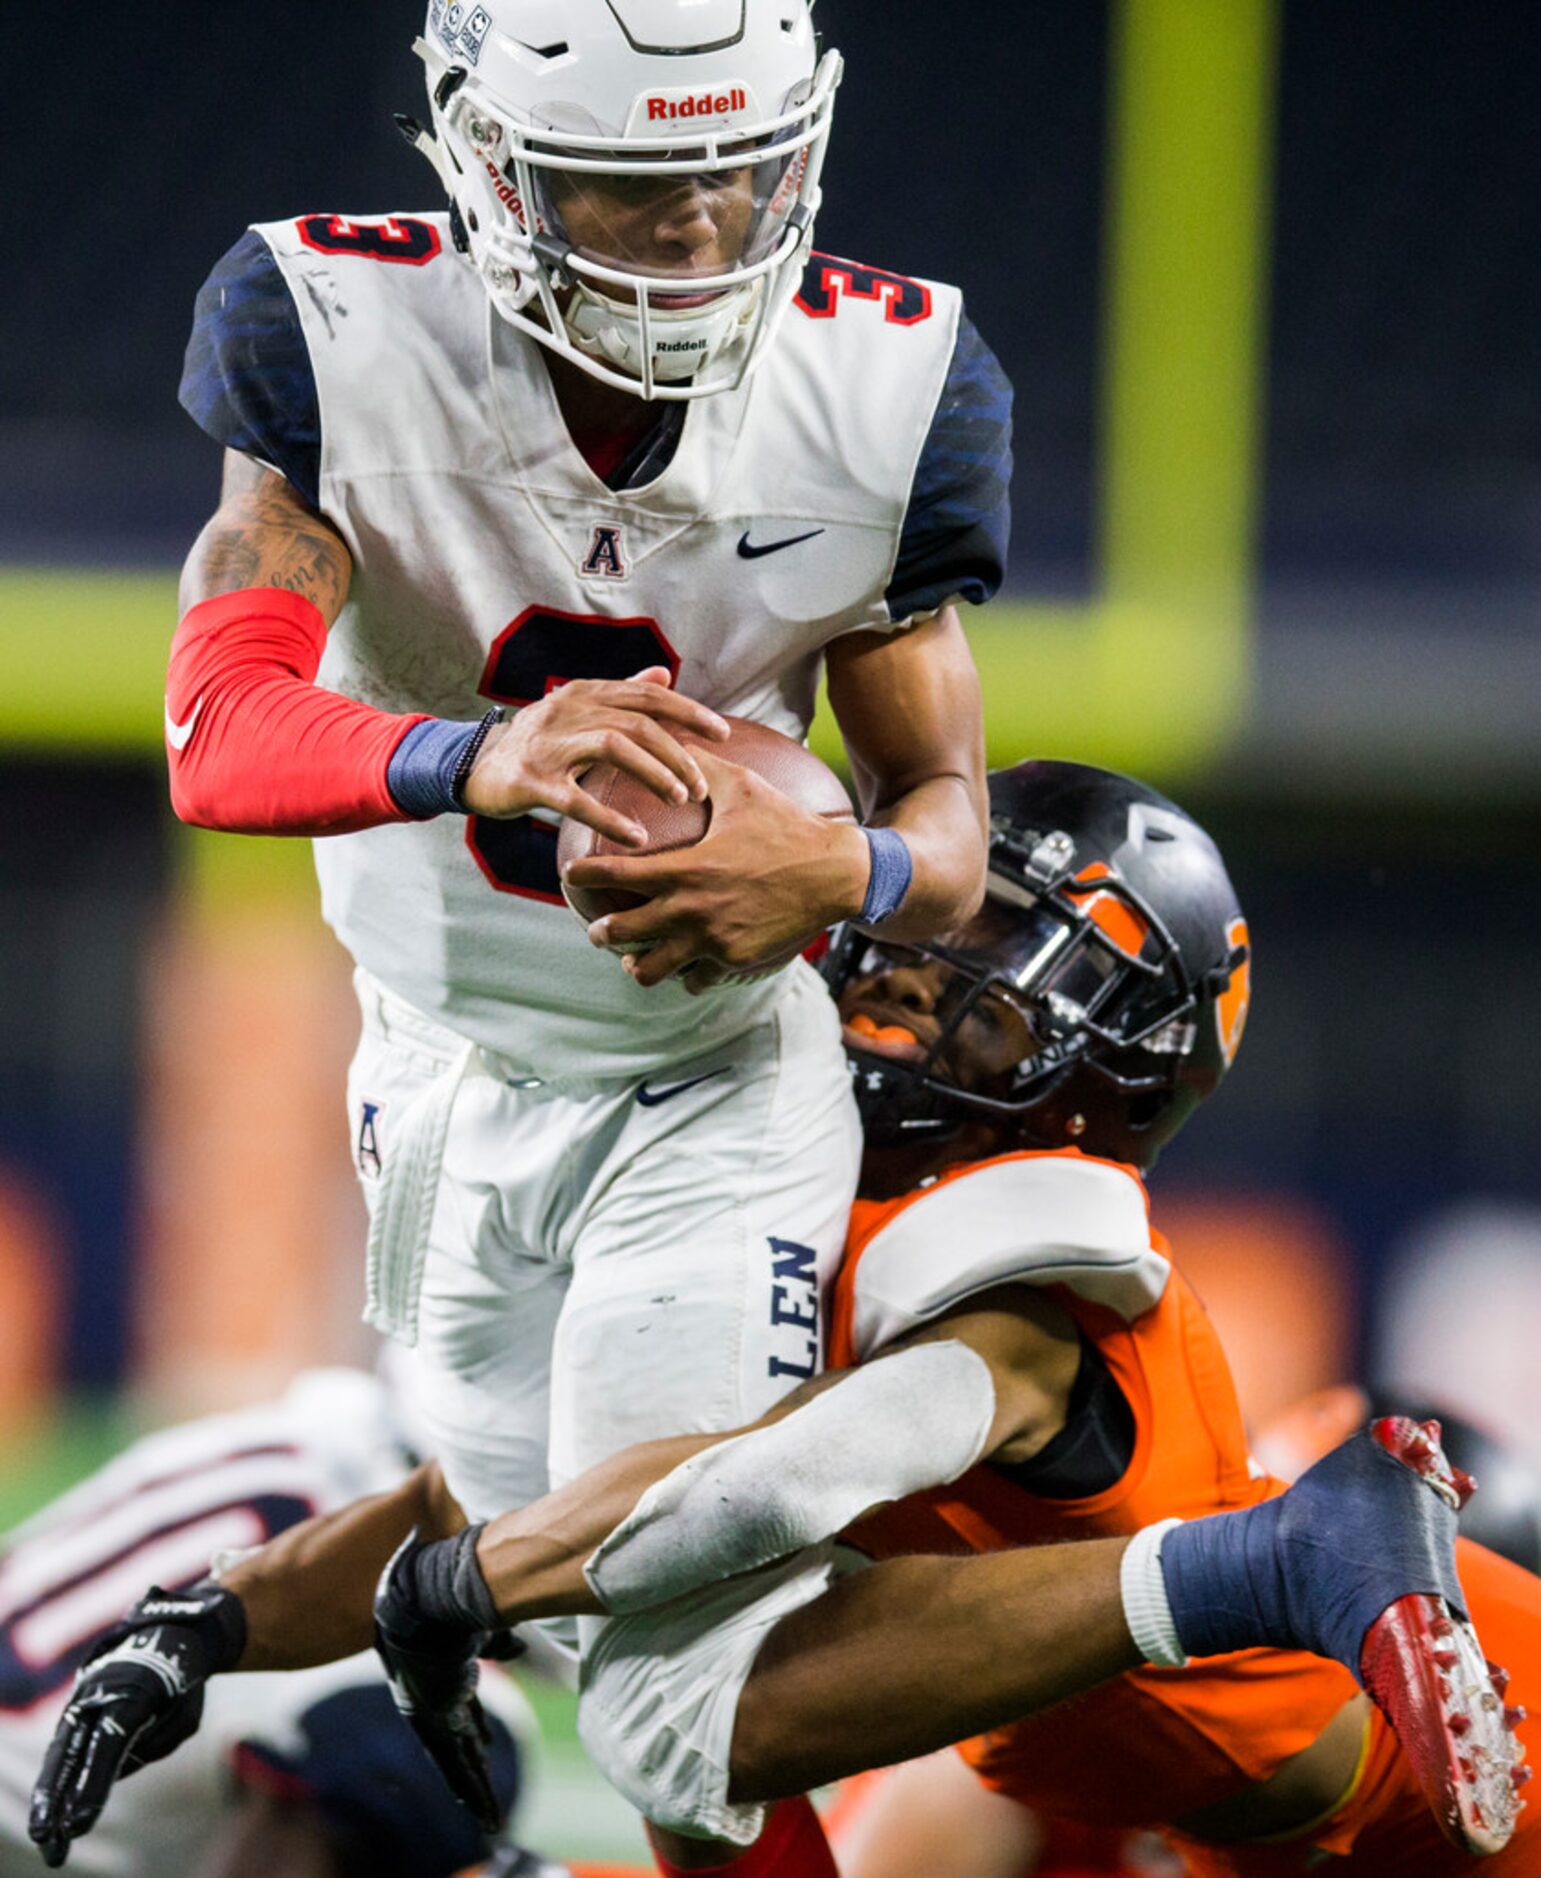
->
[828,760,1251,1169]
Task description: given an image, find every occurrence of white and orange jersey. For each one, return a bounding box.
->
[829,1147,1269,1544]
[828,1149,1359,1830]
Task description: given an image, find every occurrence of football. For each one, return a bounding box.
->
[557,716,855,936]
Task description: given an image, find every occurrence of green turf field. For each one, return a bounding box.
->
[0,1404,133,1532]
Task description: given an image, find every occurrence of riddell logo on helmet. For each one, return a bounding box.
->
[482,158,527,219]
[646,87,748,122]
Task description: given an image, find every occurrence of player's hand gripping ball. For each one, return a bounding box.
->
[557,717,855,983]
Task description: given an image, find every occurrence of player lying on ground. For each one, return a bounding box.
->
[32,766,1533,1874]
[0,1368,530,1878]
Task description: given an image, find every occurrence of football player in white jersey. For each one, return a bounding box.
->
[163,2,1008,1868]
[3,1369,532,1876]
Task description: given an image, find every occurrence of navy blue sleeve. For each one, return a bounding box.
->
[179,229,322,507]
[886,310,1014,621]
[234,1682,522,1878]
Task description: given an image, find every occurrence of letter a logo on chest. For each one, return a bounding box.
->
[581,525,629,581]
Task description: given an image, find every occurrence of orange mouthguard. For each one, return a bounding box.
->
[848,1013,920,1046]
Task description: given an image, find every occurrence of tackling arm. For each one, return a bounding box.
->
[25,1309,1069,1866]
[219,1460,464,1670]
[474,1289,1080,1625]
[179,1292,1075,1651]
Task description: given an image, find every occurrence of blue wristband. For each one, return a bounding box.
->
[859,827,914,925]
[386,719,479,818]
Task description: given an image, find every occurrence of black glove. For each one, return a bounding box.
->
[373,1527,522,1835]
[29,1582,247,1868]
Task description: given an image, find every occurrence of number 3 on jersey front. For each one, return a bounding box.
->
[466,605,681,903]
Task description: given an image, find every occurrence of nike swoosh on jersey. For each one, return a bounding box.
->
[636,1069,729,1107]
[737,528,827,560]
[164,695,205,751]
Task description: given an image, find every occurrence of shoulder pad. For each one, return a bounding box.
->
[846,1153,1167,1359]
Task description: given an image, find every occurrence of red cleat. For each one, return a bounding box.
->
[1359,1420,1529,1857]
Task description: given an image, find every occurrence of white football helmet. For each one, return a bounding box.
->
[405,0,842,399]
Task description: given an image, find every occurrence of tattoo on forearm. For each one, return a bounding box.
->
[181,454,352,619]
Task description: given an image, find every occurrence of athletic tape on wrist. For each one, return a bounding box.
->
[859,826,914,925]
[584,1340,997,1615]
[408,1523,501,1632]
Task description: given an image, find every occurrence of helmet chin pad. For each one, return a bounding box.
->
[564,278,760,384]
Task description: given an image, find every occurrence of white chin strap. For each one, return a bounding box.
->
[564,279,760,386]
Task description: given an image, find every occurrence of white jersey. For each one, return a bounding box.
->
[182,215,1013,1081]
[0,1371,529,1877]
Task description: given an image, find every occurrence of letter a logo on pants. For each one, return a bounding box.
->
[357,1099,386,1179]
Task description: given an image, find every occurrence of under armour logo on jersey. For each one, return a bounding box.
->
[581,526,629,580]
[357,1100,386,1179]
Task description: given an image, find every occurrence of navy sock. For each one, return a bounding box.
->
[1160,1433,1466,1679]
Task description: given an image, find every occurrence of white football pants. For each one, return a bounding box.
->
[347,961,859,1515]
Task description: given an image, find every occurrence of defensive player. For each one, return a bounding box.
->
[403,762,1532,1874]
[2,1368,531,1876]
[34,767,1534,1875]
[167,1,1004,1864]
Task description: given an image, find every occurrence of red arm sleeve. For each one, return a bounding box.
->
[165,588,431,836]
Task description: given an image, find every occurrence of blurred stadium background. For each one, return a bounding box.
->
[2,0,1539,1860]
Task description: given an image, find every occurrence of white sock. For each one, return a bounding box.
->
[1120,1518,1189,1668]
